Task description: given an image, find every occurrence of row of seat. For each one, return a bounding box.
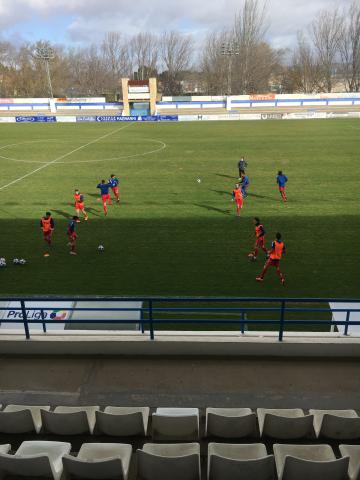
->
[1,441,360,480]
[0,405,359,440]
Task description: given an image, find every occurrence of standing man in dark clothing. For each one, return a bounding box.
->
[238,156,248,178]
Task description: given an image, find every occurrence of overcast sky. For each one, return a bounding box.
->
[0,0,355,48]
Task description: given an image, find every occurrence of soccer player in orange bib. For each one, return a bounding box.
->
[74,190,88,222]
[232,183,243,216]
[40,212,54,257]
[248,217,268,260]
[256,232,286,285]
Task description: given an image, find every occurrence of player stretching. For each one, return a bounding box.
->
[240,173,250,198]
[109,174,120,203]
[74,190,88,221]
[41,212,54,257]
[67,216,79,255]
[277,171,288,202]
[256,232,286,285]
[232,183,243,217]
[248,217,268,260]
[97,179,112,216]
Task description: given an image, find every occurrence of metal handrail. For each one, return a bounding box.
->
[0,297,359,341]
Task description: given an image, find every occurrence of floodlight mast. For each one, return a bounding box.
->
[220,41,240,95]
[34,46,55,98]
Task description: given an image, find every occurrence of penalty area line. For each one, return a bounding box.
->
[0,122,135,192]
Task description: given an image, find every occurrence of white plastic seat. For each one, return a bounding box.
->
[257,408,314,439]
[206,408,257,438]
[152,408,199,441]
[63,442,132,479]
[0,405,50,434]
[339,445,360,480]
[41,406,99,435]
[137,443,200,480]
[309,409,360,439]
[273,443,349,480]
[208,442,275,480]
[95,406,149,436]
[0,445,10,454]
[0,440,71,480]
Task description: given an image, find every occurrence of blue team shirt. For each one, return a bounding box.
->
[241,175,249,186]
[68,219,76,233]
[97,183,111,195]
[277,174,288,187]
[109,177,119,188]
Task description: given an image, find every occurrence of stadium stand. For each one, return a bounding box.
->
[309,409,360,440]
[94,407,150,437]
[41,406,99,435]
[0,405,50,434]
[152,408,200,441]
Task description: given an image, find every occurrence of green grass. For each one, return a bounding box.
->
[0,119,360,303]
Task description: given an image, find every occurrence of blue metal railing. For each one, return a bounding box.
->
[0,297,359,341]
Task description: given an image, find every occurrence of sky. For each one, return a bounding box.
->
[0,0,355,49]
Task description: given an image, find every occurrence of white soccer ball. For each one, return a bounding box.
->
[197,178,201,183]
[0,258,6,267]
[13,258,20,265]
[19,259,26,265]
[98,245,105,251]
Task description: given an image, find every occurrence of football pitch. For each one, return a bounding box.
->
[0,119,359,299]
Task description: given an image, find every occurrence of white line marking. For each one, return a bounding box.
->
[0,137,167,164]
[0,123,134,191]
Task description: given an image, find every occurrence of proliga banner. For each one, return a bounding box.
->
[15,116,57,123]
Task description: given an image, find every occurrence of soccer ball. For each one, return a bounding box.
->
[98,245,105,252]
[13,258,20,265]
[19,259,26,265]
[0,258,6,267]
[248,253,256,262]
[197,178,201,183]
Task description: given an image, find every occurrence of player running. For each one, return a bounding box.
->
[240,173,250,198]
[248,217,268,260]
[40,212,54,257]
[256,232,286,285]
[232,183,243,217]
[74,189,88,221]
[97,179,112,216]
[276,171,288,202]
[67,216,79,255]
[109,174,120,203]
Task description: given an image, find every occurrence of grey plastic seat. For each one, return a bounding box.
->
[206,408,257,438]
[273,443,349,480]
[63,442,132,479]
[95,406,149,436]
[208,442,275,480]
[339,445,360,480]
[137,443,200,480]
[309,409,360,439]
[0,440,71,480]
[41,406,99,435]
[0,405,50,434]
[152,408,199,441]
[257,409,314,439]
[0,445,10,454]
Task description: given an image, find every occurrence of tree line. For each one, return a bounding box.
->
[0,0,359,99]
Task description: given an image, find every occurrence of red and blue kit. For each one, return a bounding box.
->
[276,174,288,202]
[74,193,85,210]
[67,219,77,241]
[109,177,120,198]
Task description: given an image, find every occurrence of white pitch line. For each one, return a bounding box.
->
[0,122,134,192]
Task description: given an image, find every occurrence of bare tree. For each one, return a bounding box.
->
[160,31,193,95]
[101,32,132,98]
[311,8,343,92]
[339,1,360,92]
[200,31,230,94]
[131,33,159,80]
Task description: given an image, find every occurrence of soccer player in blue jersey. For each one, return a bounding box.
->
[67,216,79,255]
[108,174,120,203]
[240,173,249,198]
[97,179,112,216]
[276,171,288,202]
